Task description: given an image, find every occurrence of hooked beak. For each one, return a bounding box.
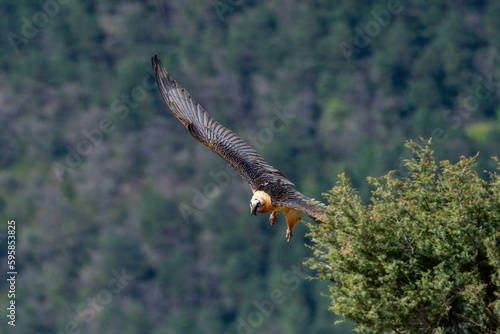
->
[250,201,259,216]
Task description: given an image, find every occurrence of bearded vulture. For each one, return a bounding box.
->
[152,55,325,241]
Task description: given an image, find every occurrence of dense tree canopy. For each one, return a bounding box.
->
[307,139,500,333]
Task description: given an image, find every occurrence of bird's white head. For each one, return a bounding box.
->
[250,197,262,215]
[250,191,271,215]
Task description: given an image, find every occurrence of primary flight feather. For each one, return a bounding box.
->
[152,55,325,241]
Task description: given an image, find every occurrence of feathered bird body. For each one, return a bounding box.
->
[258,181,324,223]
[152,55,325,241]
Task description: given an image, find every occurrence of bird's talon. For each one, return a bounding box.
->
[270,215,278,227]
[286,229,293,242]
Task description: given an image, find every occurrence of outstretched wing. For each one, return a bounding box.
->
[152,55,293,190]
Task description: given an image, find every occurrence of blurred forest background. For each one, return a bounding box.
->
[1,0,500,333]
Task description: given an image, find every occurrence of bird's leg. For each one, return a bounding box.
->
[269,211,278,227]
[284,209,301,242]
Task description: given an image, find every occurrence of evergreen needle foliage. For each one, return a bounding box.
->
[306,138,500,333]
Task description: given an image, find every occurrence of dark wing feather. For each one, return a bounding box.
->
[261,182,326,223]
[152,55,293,190]
[283,194,326,224]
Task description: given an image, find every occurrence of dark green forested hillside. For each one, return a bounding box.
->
[1,0,499,333]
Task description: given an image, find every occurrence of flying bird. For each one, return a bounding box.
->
[152,55,325,241]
